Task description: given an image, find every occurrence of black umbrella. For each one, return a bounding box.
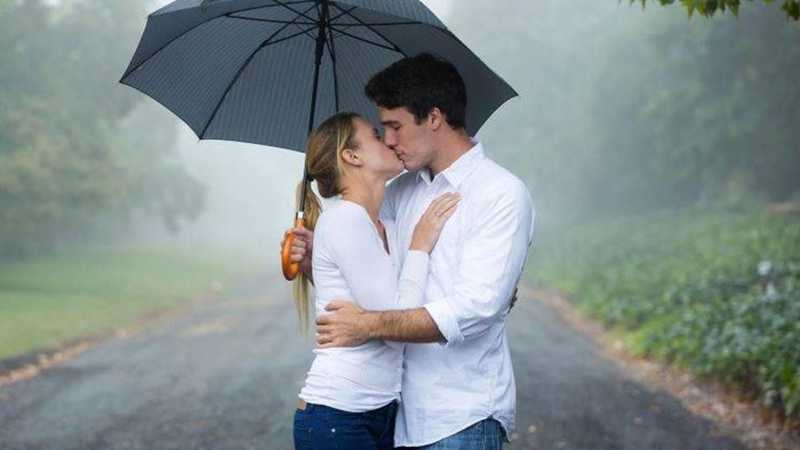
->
[120,0,517,279]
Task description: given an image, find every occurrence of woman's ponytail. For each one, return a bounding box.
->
[291,112,360,333]
[293,175,322,332]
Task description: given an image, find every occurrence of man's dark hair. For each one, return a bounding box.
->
[365,53,467,130]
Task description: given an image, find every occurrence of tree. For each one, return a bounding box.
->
[447,1,800,226]
[0,0,205,258]
[633,0,800,20]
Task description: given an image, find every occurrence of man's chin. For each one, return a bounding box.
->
[402,161,421,172]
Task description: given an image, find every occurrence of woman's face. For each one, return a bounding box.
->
[350,117,404,180]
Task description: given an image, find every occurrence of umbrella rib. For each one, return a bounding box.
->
[123,1,318,79]
[208,0,316,17]
[227,13,317,41]
[328,5,357,22]
[328,26,399,53]
[272,0,318,24]
[335,21,421,28]
[226,14,315,26]
[199,10,318,138]
[328,3,405,55]
[230,0,319,42]
[326,19,339,112]
[258,26,317,48]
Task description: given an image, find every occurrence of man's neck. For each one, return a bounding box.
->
[428,131,474,178]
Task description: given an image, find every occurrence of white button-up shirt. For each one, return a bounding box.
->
[381,141,535,446]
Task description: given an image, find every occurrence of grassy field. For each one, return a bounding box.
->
[525,209,800,418]
[0,247,262,360]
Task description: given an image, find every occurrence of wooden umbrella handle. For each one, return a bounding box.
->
[281,217,305,281]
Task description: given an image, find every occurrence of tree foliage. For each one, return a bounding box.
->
[592,5,800,213]
[448,1,800,225]
[633,0,800,20]
[0,0,205,258]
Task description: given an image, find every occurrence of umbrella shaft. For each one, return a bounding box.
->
[300,0,329,215]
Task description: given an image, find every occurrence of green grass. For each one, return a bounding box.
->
[526,209,800,417]
[0,246,260,360]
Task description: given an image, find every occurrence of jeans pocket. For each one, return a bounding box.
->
[376,402,398,449]
[293,409,312,450]
[319,407,376,450]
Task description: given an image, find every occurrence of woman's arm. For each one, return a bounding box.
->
[394,192,460,308]
[316,193,461,347]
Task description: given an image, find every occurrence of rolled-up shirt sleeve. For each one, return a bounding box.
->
[423,180,535,346]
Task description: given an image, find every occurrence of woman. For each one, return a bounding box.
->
[292,112,459,450]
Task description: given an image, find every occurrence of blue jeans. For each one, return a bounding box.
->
[293,401,398,450]
[402,418,507,450]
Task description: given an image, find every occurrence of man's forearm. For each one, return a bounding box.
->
[367,307,445,343]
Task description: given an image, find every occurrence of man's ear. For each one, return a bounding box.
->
[340,148,363,167]
[428,107,444,131]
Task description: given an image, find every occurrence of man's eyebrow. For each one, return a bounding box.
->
[381,120,400,126]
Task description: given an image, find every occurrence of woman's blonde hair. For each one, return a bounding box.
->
[294,112,361,331]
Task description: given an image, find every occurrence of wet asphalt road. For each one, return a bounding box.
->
[0,273,748,450]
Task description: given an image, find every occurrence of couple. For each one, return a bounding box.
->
[284,53,535,449]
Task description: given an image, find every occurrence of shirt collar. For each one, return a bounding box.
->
[416,140,485,188]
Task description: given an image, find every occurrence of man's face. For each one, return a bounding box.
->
[378,106,435,172]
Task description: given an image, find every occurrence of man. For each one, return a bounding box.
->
[285,53,534,449]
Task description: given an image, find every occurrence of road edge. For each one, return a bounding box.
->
[521,285,800,450]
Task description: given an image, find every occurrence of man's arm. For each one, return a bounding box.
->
[374,308,444,342]
[316,285,520,347]
[316,302,443,348]
[423,181,534,347]
[317,180,534,348]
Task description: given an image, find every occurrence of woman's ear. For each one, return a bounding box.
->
[340,148,363,168]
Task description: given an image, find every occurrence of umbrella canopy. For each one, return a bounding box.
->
[120,0,517,152]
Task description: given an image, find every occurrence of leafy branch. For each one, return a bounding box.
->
[629,0,800,20]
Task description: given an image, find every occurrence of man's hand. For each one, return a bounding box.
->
[280,227,314,279]
[315,301,373,348]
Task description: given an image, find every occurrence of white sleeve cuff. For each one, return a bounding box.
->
[423,300,464,347]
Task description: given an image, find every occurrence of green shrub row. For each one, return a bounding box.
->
[528,210,800,417]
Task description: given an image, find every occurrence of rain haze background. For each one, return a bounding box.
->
[118,0,800,255]
[1,0,799,449]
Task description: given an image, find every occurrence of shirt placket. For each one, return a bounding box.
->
[413,180,443,232]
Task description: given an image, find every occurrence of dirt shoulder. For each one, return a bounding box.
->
[522,286,800,450]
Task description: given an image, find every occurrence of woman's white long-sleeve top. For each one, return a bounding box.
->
[298,199,429,413]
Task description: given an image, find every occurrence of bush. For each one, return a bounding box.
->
[528,210,800,417]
